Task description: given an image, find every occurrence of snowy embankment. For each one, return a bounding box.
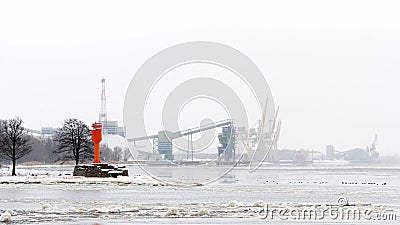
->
[0,175,161,186]
[0,166,161,186]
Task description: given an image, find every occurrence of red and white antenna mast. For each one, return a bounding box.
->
[99,78,107,125]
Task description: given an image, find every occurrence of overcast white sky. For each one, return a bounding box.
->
[0,0,399,155]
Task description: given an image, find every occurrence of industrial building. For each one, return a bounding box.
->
[102,120,126,137]
[325,135,379,162]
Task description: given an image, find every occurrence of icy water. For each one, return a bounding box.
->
[0,164,399,224]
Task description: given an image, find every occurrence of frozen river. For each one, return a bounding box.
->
[0,164,399,224]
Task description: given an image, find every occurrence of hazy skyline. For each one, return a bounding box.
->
[1,1,399,155]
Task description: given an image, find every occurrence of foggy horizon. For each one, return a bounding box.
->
[1,1,399,155]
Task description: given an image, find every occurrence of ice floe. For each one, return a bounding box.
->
[0,212,12,222]
[164,208,180,217]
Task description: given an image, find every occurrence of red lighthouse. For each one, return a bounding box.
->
[92,122,102,164]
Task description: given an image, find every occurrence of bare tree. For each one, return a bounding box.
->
[100,143,112,161]
[113,146,123,162]
[0,118,32,176]
[122,147,132,162]
[54,119,93,165]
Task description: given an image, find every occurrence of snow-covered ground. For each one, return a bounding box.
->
[0,165,160,186]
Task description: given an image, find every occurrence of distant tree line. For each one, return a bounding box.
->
[19,137,56,164]
[101,144,132,162]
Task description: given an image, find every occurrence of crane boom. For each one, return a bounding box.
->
[127,119,233,142]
